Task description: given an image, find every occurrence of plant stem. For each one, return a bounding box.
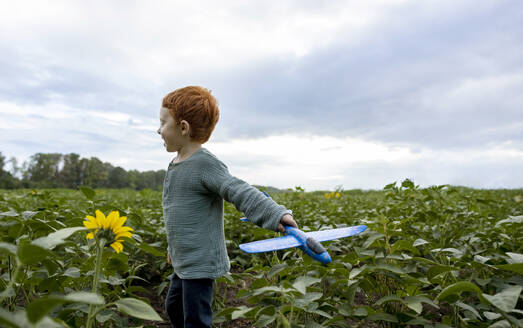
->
[0,257,20,305]
[87,237,105,328]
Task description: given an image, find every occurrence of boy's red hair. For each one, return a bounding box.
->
[162,86,220,144]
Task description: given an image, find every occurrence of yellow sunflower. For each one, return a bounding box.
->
[83,210,133,253]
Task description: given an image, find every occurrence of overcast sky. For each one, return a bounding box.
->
[1,0,522,190]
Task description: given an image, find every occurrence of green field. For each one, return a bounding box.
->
[1,181,522,327]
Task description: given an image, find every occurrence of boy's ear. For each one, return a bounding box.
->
[180,120,190,136]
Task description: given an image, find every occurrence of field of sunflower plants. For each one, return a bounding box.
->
[0,180,522,327]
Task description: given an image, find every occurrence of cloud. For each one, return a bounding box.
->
[206,134,523,190]
[0,0,521,189]
[204,0,523,150]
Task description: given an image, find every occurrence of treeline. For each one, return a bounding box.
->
[0,152,165,190]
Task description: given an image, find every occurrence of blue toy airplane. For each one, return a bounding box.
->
[238,192,367,264]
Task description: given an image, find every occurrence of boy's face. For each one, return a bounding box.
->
[157,107,185,153]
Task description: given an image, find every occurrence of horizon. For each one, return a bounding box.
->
[2,151,522,192]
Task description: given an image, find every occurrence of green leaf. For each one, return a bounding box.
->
[231,306,257,320]
[413,238,429,247]
[308,308,332,319]
[0,307,22,328]
[251,286,285,296]
[26,292,104,323]
[305,321,324,328]
[295,292,323,308]
[375,295,402,306]
[488,320,511,328]
[505,252,523,264]
[352,307,368,317]
[0,308,64,328]
[384,182,396,189]
[367,312,398,323]
[482,286,522,313]
[267,263,288,279]
[391,240,420,255]
[32,227,86,250]
[255,314,276,327]
[436,281,485,302]
[427,265,458,282]
[362,232,384,249]
[495,215,523,227]
[455,301,481,320]
[372,264,405,275]
[404,299,422,314]
[17,243,54,265]
[0,242,17,256]
[375,295,428,315]
[79,186,96,200]
[22,211,38,220]
[0,210,18,217]
[431,247,464,258]
[401,179,415,189]
[349,265,367,279]
[406,317,431,325]
[292,276,321,295]
[495,263,523,275]
[115,297,162,321]
[474,255,491,264]
[137,243,164,257]
[483,311,502,320]
[405,296,439,310]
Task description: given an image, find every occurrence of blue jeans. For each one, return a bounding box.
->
[165,273,214,328]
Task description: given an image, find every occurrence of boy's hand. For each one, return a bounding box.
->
[277,213,298,233]
[167,253,172,265]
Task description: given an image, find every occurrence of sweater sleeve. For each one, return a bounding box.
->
[201,156,288,232]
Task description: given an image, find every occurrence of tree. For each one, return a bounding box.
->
[82,157,108,188]
[7,157,21,179]
[25,153,62,188]
[2,152,166,190]
[0,152,21,189]
[108,166,128,188]
[60,153,82,188]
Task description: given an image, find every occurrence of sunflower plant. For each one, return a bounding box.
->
[83,210,134,328]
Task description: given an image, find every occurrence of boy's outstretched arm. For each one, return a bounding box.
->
[201,157,298,232]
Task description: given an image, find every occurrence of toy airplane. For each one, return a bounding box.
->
[238,192,367,264]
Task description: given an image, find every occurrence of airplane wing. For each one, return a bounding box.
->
[304,225,367,242]
[239,235,302,253]
[239,225,367,253]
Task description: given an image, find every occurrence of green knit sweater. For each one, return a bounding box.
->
[162,148,288,279]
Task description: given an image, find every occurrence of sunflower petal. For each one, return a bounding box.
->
[83,220,98,229]
[115,241,124,253]
[86,215,98,225]
[110,242,121,253]
[112,211,121,230]
[86,232,94,240]
[95,210,105,227]
[117,216,129,230]
[114,226,134,234]
[115,231,133,239]
[106,211,118,230]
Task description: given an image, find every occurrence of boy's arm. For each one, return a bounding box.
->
[201,159,295,232]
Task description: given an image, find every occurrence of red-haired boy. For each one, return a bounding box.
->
[157,86,297,327]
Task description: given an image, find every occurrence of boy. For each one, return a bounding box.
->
[157,86,298,328]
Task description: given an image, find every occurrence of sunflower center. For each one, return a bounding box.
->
[98,228,116,245]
